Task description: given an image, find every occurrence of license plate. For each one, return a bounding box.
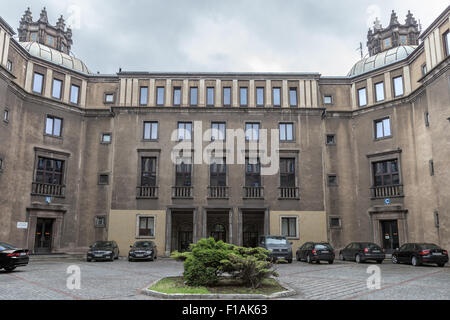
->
[321,251,329,254]
[432,253,442,256]
[372,250,381,253]
[95,254,103,257]
[20,252,27,256]
[136,254,143,257]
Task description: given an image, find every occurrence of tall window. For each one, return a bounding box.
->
[35,157,64,185]
[140,87,148,105]
[245,123,259,141]
[138,216,154,237]
[279,123,294,141]
[375,118,391,139]
[6,60,12,72]
[45,116,63,137]
[143,121,158,140]
[399,35,407,45]
[289,88,298,107]
[156,87,165,105]
[207,87,215,106]
[211,122,226,141]
[444,30,450,57]
[281,217,297,238]
[210,158,226,186]
[70,84,79,104]
[393,76,404,97]
[256,87,264,106]
[240,87,248,106]
[245,158,261,187]
[173,87,181,106]
[280,158,295,187]
[33,72,44,94]
[373,159,399,187]
[190,87,198,106]
[141,157,157,186]
[52,79,63,100]
[358,87,367,107]
[178,122,192,140]
[375,82,385,102]
[176,160,192,186]
[273,87,281,107]
[223,87,231,107]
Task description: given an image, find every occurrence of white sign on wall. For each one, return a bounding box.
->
[17,222,28,229]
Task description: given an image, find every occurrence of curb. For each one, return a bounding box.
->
[140,278,296,300]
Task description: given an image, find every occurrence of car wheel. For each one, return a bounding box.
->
[411,256,421,266]
[316,260,321,264]
[339,253,345,261]
[4,267,16,272]
[287,259,293,264]
[392,255,398,264]
[437,263,445,267]
[110,255,114,262]
[306,255,312,264]
[87,258,91,262]
[377,260,383,264]
[328,260,334,264]
[355,254,361,263]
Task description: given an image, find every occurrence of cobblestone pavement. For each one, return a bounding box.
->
[1,257,449,300]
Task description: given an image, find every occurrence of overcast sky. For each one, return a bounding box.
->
[1,0,448,75]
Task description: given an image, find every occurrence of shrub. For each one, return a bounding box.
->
[170,250,191,261]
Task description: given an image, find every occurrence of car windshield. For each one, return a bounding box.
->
[361,243,382,250]
[91,241,112,248]
[315,244,332,250]
[418,244,441,250]
[265,237,288,245]
[133,241,152,248]
[0,242,16,251]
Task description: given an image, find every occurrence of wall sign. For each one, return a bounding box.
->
[17,222,28,229]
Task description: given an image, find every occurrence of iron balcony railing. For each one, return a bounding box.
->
[31,182,65,197]
[207,186,229,199]
[172,186,193,198]
[136,186,158,198]
[279,187,300,199]
[243,186,264,199]
[370,184,404,199]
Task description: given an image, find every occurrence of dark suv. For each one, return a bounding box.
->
[339,242,385,264]
[258,235,293,263]
[296,242,335,264]
[87,241,120,262]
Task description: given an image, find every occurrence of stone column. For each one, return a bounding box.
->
[165,209,172,256]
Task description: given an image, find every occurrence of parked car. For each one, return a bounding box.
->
[0,242,30,272]
[339,242,385,264]
[259,235,293,263]
[86,241,119,262]
[392,243,448,267]
[296,242,335,264]
[128,241,157,262]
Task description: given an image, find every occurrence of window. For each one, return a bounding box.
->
[32,72,44,94]
[255,87,264,107]
[211,122,226,141]
[429,160,434,176]
[104,93,114,104]
[328,174,338,186]
[424,112,430,127]
[3,109,9,123]
[373,160,399,187]
[240,87,248,106]
[289,88,297,107]
[35,157,64,185]
[375,82,385,102]
[30,33,37,42]
[140,87,148,105]
[98,174,109,185]
[223,87,231,107]
[384,38,391,48]
[279,123,294,141]
[245,158,261,187]
[143,121,158,140]
[444,30,450,57]
[326,134,336,145]
[207,87,215,106]
[375,118,391,139]
[280,158,295,187]
[421,64,427,76]
[156,87,165,105]
[141,157,157,186]
[138,216,155,237]
[272,87,281,107]
[52,79,63,100]
[173,87,181,106]
[6,60,12,72]
[323,95,332,105]
[393,76,404,97]
[358,88,367,107]
[94,216,106,228]
[177,122,192,140]
[210,158,226,186]
[399,35,407,45]
[245,123,259,141]
[176,160,192,186]
[45,116,63,137]
[101,133,111,144]
[70,84,80,104]
[281,217,297,238]
[190,87,198,106]
[47,36,54,46]
[330,217,341,228]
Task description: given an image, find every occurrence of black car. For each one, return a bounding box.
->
[296,242,335,264]
[258,235,293,263]
[392,243,448,267]
[128,241,157,262]
[87,241,119,262]
[339,242,385,264]
[0,242,30,272]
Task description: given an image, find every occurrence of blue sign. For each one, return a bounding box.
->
[384,198,391,205]
[45,197,52,203]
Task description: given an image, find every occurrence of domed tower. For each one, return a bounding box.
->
[17,7,73,54]
[367,10,420,56]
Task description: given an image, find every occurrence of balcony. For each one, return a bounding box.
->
[208,186,229,199]
[279,187,300,199]
[31,182,65,197]
[370,184,404,199]
[172,186,193,199]
[137,186,158,199]
[243,186,264,199]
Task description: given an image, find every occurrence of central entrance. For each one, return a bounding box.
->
[206,211,230,242]
[34,218,54,254]
[381,220,400,253]
[171,211,194,252]
[242,211,265,248]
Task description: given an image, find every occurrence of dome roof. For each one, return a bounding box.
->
[348,45,417,77]
[19,41,91,74]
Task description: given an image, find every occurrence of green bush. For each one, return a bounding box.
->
[170,250,191,261]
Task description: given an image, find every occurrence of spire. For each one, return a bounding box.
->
[405,10,417,26]
[39,7,48,24]
[20,7,33,24]
[389,10,399,26]
[56,15,65,30]
[373,17,382,31]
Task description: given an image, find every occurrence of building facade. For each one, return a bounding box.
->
[0,7,449,256]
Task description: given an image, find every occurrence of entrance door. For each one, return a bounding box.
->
[381,220,399,253]
[210,224,226,242]
[34,218,54,254]
[178,231,193,252]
